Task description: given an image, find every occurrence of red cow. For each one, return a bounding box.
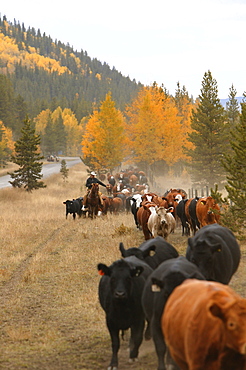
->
[196,196,220,227]
[129,174,138,187]
[100,195,110,215]
[162,279,246,370]
[164,188,187,219]
[108,197,123,215]
[137,202,156,240]
[141,192,160,205]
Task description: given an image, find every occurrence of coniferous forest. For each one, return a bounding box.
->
[0,15,142,126]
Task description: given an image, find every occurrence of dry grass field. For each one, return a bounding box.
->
[0,161,245,369]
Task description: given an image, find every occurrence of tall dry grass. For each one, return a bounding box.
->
[0,162,245,369]
[0,161,155,368]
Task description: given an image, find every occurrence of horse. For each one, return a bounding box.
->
[87,183,100,219]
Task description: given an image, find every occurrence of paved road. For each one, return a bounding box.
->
[0,157,82,189]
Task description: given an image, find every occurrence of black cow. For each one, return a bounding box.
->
[120,236,179,269]
[130,193,142,228]
[63,197,83,219]
[186,223,241,284]
[176,199,190,236]
[142,256,206,370]
[97,259,147,369]
[189,196,200,235]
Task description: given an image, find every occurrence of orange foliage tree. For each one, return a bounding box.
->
[126,85,187,168]
[81,93,127,171]
[125,84,195,172]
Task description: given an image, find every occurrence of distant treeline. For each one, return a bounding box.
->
[0,15,142,122]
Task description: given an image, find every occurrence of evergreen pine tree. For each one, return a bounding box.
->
[226,84,240,128]
[8,117,46,191]
[60,159,69,182]
[221,96,246,233]
[185,70,226,188]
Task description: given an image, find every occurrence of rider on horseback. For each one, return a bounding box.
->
[82,171,106,211]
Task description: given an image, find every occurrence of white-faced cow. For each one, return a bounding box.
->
[186,223,241,284]
[148,206,176,240]
[97,258,148,370]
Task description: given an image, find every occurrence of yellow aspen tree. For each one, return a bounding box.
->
[126,87,166,164]
[0,121,14,161]
[62,108,83,156]
[82,92,126,171]
[34,109,52,135]
[126,85,184,168]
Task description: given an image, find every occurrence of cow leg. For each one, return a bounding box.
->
[72,213,76,220]
[165,346,180,370]
[129,319,145,361]
[152,318,167,370]
[108,327,120,370]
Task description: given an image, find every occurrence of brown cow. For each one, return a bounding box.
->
[162,279,246,370]
[137,202,156,240]
[163,188,187,219]
[108,197,123,215]
[100,195,110,215]
[196,196,220,227]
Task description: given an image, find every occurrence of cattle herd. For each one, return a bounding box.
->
[63,169,246,370]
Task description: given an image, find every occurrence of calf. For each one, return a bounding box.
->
[108,197,123,214]
[63,197,83,219]
[148,206,176,240]
[119,236,179,270]
[186,223,241,284]
[97,259,146,370]
[142,257,205,370]
[162,279,246,370]
[196,195,220,227]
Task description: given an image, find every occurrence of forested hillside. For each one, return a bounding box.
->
[0,15,142,122]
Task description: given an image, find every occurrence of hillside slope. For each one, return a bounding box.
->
[0,15,142,119]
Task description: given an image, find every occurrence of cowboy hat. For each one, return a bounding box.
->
[90,171,97,176]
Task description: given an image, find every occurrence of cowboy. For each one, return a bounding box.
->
[82,171,106,211]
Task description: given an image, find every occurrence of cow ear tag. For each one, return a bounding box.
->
[98,270,105,276]
[201,201,205,205]
[149,250,155,256]
[152,284,161,292]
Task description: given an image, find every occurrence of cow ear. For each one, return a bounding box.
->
[143,245,156,258]
[131,266,144,277]
[97,263,111,276]
[209,302,224,320]
[209,296,235,321]
[119,242,127,257]
[211,244,222,253]
[151,277,163,291]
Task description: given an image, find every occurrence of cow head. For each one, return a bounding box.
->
[187,236,224,281]
[119,242,156,260]
[208,292,246,355]
[97,260,143,301]
[63,200,74,212]
[151,269,205,299]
